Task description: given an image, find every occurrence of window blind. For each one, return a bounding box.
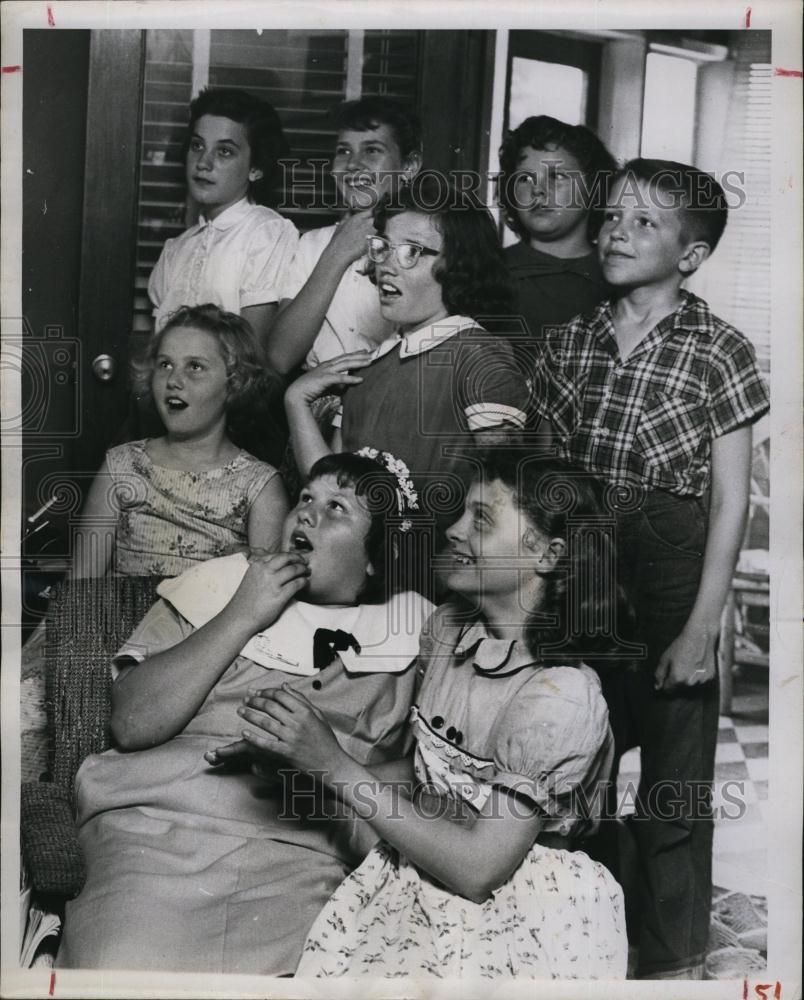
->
[691,35,771,373]
[132,28,421,337]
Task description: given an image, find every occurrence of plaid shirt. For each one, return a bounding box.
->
[532,291,770,497]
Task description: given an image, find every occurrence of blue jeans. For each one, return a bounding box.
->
[595,489,719,976]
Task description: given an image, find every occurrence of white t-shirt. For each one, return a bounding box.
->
[148,198,299,331]
[280,224,394,368]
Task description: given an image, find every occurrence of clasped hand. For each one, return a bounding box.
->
[328,208,378,263]
[205,684,344,777]
[654,620,718,691]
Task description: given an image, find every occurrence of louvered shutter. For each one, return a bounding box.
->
[132,29,421,339]
[689,34,771,373]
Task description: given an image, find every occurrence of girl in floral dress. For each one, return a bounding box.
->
[73,303,288,578]
[217,451,628,979]
[21,304,288,782]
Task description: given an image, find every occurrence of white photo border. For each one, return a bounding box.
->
[2,1,801,997]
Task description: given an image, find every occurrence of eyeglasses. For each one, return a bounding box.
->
[366,235,440,269]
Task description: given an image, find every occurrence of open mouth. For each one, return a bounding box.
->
[451,551,476,566]
[345,174,376,189]
[165,397,188,412]
[379,281,401,300]
[290,530,313,553]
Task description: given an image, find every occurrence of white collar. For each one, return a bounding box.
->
[194,196,252,233]
[157,554,434,674]
[371,315,479,362]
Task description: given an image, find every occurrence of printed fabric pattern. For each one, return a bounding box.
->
[296,605,627,979]
[106,440,277,577]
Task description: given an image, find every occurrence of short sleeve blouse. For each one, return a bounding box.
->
[279,225,394,368]
[148,199,298,330]
[339,317,530,523]
[412,603,614,837]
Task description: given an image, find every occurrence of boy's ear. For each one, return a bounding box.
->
[679,240,710,276]
[402,150,422,183]
[248,166,264,183]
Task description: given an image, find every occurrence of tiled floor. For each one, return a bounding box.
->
[616,669,770,897]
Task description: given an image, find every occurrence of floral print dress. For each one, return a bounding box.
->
[105,440,278,577]
[297,603,628,979]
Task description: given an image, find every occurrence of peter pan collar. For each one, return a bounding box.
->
[337,590,435,672]
[157,553,434,675]
[193,196,252,234]
[454,620,538,677]
[371,315,479,362]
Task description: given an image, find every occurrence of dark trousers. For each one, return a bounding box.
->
[593,489,719,976]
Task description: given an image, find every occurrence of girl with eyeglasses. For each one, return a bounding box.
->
[285,175,531,553]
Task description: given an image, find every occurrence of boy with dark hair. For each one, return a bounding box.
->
[497,115,617,343]
[148,87,298,347]
[268,97,423,374]
[534,158,769,979]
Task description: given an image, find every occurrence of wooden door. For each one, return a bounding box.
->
[21,30,144,621]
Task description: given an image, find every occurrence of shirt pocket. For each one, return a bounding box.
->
[633,390,708,471]
[545,352,588,438]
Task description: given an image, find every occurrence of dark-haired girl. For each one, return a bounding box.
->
[497,115,617,346]
[57,452,433,973]
[148,87,298,347]
[286,177,530,535]
[231,454,628,978]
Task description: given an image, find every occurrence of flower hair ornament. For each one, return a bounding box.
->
[355,447,419,531]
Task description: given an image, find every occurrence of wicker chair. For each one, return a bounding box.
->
[20,576,162,899]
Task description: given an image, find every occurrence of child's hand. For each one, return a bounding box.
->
[327,209,377,265]
[227,551,310,633]
[205,737,251,766]
[236,684,347,777]
[204,738,284,786]
[285,351,374,408]
[654,621,718,691]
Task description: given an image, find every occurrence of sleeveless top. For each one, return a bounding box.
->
[105,439,278,577]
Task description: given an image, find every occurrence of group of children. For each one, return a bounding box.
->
[48,85,769,980]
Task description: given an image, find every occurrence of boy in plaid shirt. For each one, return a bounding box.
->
[533,159,769,979]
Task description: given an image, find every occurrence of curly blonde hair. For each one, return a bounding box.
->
[131,304,279,409]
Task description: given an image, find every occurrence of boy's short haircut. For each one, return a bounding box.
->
[188,87,290,206]
[498,115,617,240]
[332,96,422,160]
[617,158,729,252]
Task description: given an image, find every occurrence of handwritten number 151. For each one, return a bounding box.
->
[754,984,782,1000]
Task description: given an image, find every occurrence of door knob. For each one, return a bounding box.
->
[91,354,116,382]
